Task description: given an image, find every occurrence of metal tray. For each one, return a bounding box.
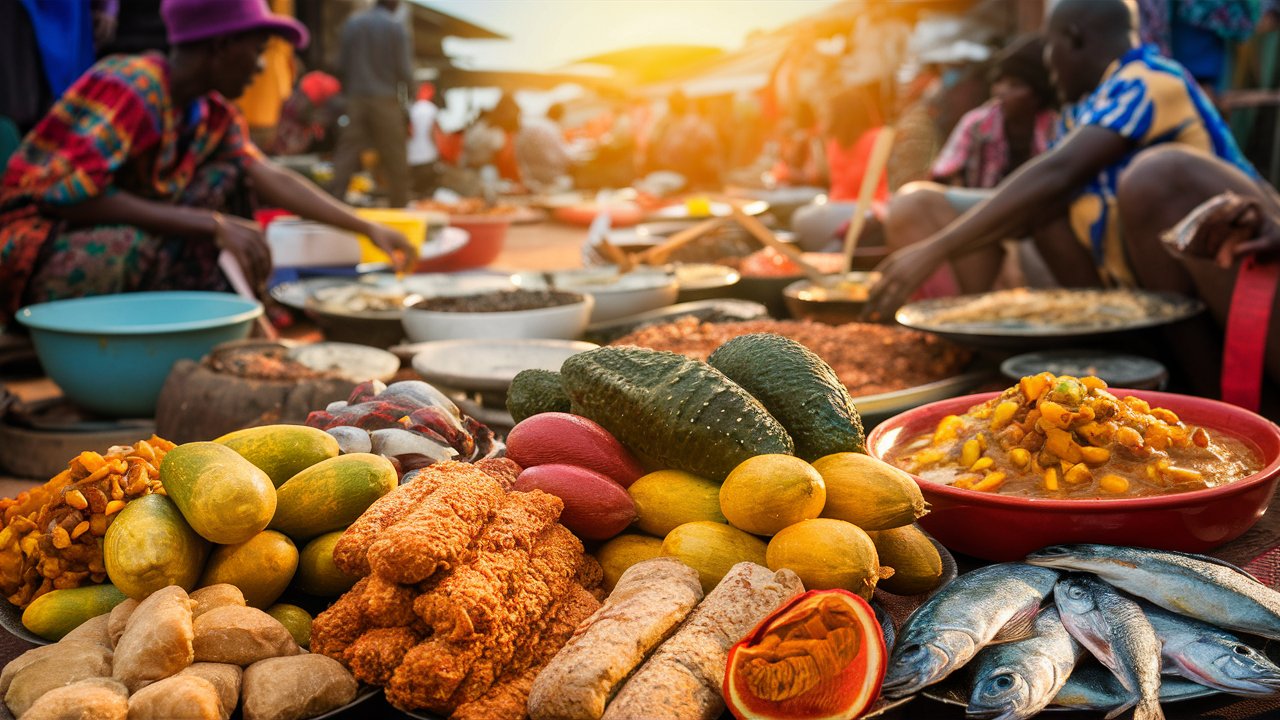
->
[895,289,1204,351]
[854,370,993,429]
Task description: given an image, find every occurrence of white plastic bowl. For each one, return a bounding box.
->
[402,293,594,342]
[511,267,679,324]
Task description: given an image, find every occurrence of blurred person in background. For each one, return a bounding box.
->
[648,91,723,191]
[881,35,1058,295]
[327,0,414,207]
[272,69,343,156]
[407,82,440,198]
[515,102,572,194]
[0,0,416,323]
[235,0,296,150]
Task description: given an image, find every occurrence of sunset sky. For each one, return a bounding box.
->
[421,0,842,72]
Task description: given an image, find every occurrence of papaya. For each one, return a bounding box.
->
[661,521,768,594]
[104,494,210,599]
[199,530,299,609]
[21,584,129,641]
[160,442,277,544]
[214,424,340,487]
[294,531,360,597]
[270,453,396,541]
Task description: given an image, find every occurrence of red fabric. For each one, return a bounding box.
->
[298,70,340,106]
[826,128,890,203]
[1222,256,1278,411]
[434,127,463,165]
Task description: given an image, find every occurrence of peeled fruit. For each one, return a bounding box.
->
[766,519,889,600]
[199,530,299,609]
[628,470,726,537]
[595,534,665,591]
[661,521,768,594]
[266,603,313,648]
[812,452,928,530]
[294,531,360,597]
[720,455,825,536]
[514,464,637,541]
[724,589,886,720]
[866,525,944,596]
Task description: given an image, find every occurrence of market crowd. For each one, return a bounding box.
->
[2,0,1280,397]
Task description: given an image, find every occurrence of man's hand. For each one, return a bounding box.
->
[862,242,947,321]
[213,214,272,297]
[366,224,418,273]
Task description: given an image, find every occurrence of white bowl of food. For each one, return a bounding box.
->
[402,289,594,342]
[511,266,679,324]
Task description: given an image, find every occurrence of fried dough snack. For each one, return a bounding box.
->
[312,459,602,718]
[0,437,174,607]
[113,585,195,692]
[21,677,128,720]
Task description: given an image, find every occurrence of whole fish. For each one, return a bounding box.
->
[1027,544,1280,639]
[872,600,896,655]
[1052,663,1217,712]
[881,563,1059,698]
[1142,601,1280,696]
[967,606,1083,720]
[1054,574,1164,720]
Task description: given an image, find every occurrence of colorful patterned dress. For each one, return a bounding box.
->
[0,52,262,320]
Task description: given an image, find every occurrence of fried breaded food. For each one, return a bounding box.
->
[310,576,373,659]
[332,473,445,577]
[366,462,508,584]
[346,626,421,685]
[113,585,195,692]
[127,675,222,720]
[449,584,602,720]
[360,574,419,628]
[473,457,522,488]
[20,677,127,720]
[241,654,357,720]
[177,663,242,720]
[192,606,299,665]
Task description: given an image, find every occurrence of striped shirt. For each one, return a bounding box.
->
[1057,44,1256,285]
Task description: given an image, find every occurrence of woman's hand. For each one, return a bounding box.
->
[366,224,418,273]
[213,214,272,296]
[862,241,947,322]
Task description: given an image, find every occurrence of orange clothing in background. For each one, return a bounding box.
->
[236,0,295,129]
[826,127,889,203]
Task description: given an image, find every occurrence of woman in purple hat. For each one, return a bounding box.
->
[0,0,418,321]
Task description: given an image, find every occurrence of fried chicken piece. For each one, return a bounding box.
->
[450,584,602,720]
[413,491,564,639]
[576,555,604,598]
[346,627,421,686]
[332,470,447,576]
[361,574,419,628]
[311,576,374,660]
[367,463,508,584]
[473,458,521,489]
[386,524,584,712]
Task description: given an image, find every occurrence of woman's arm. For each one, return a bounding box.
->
[247,160,417,271]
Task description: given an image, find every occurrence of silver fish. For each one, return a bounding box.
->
[1027,544,1280,639]
[881,563,1059,698]
[1054,575,1164,720]
[967,606,1083,720]
[1052,663,1217,712]
[1142,601,1280,696]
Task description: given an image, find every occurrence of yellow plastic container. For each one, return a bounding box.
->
[353,209,440,264]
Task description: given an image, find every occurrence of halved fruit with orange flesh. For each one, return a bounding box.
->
[724,589,886,720]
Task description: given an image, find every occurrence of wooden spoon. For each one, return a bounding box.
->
[727,201,829,286]
[840,127,896,275]
[636,217,726,265]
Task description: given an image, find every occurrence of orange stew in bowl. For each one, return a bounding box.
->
[891,373,1262,499]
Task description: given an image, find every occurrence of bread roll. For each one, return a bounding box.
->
[127,675,222,720]
[60,613,112,648]
[241,654,357,720]
[193,606,299,665]
[108,598,139,647]
[113,585,195,692]
[3,644,113,716]
[603,563,803,720]
[20,677,127,720]
[178,663,243,720]
[528,557,703,720]
[190,584,246,619]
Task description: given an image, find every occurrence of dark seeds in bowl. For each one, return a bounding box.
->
[412,289,583,313]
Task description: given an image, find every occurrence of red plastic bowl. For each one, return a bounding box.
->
[866,390,1280,562]
[416,215,511,272]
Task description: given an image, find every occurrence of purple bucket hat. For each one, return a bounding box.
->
[161,0,310,48]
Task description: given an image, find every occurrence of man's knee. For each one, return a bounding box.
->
[885,182,951,245]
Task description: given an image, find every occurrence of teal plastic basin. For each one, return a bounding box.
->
[16,292,262,418]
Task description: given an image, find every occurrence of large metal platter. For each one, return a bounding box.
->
[854,370,993,429]
[0,599,47,646]
[895,289,1204,351]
